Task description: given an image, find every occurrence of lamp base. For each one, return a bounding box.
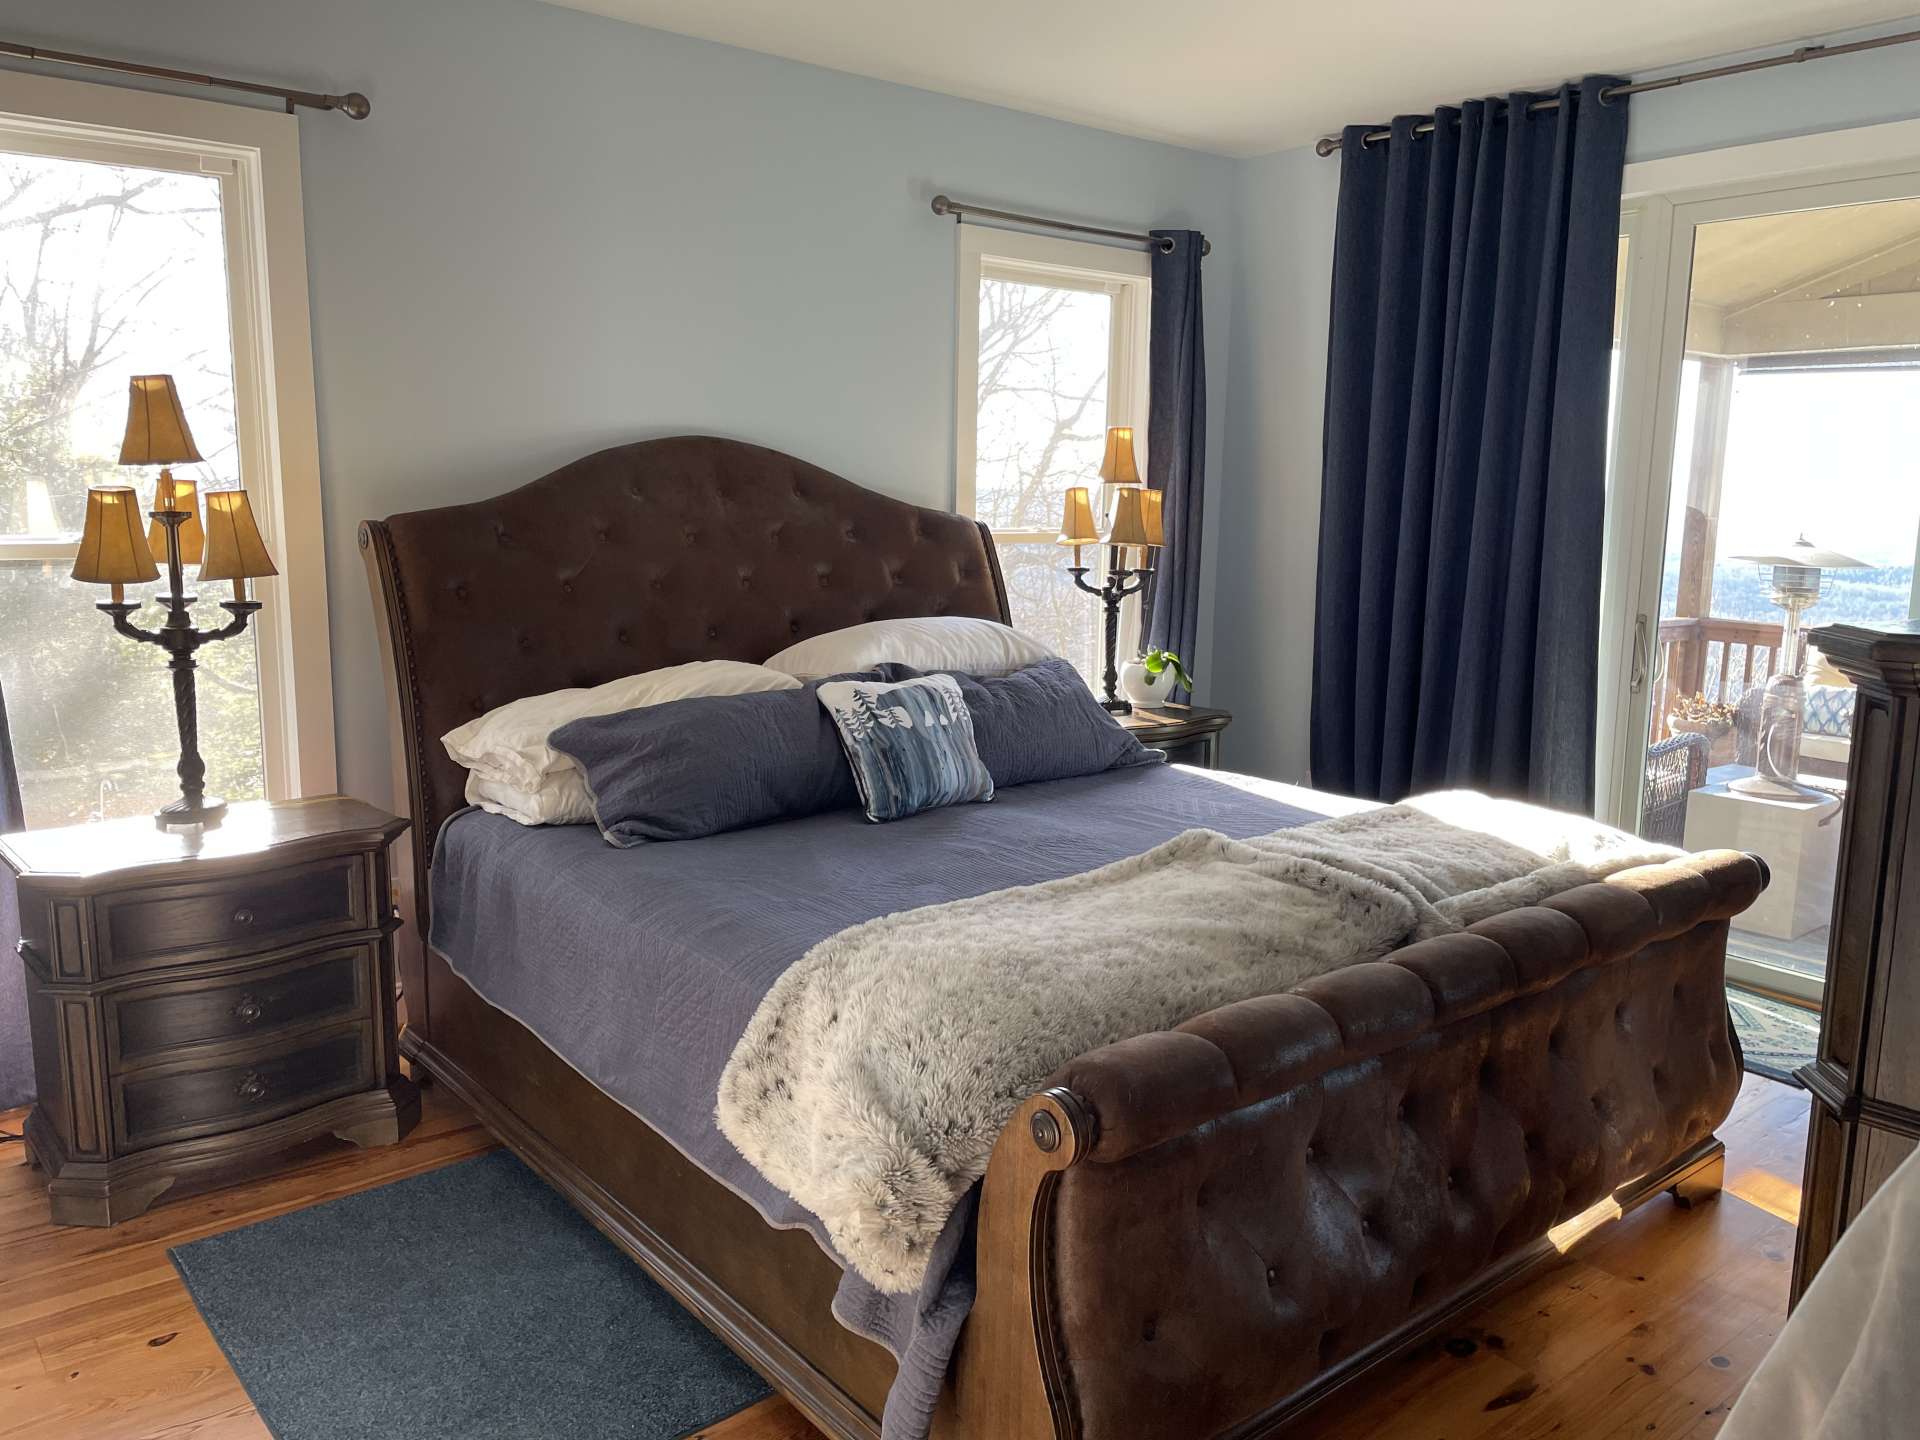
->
[1101,697,1133,715]
[155,794,227,832]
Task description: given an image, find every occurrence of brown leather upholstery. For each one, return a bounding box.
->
[1044,849,1760,1440]
[361,436,1009,854]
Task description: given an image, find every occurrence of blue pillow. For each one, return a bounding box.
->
[816,674,994,823]
[549,671,877,845]
[875,658,1163,788]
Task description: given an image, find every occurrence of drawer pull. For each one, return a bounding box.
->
[232,907,256,927]
[235,1072,269,1104]
[231,994,264,1025]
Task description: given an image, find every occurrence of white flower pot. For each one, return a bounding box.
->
[1120,660,1175,708]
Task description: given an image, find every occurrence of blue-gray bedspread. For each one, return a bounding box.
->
[429,763,1332,1439]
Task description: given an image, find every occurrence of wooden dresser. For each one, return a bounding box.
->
[1792,620,1920,1302]
[4,796,419,1226]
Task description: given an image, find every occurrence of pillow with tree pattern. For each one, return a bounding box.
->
[816,673,994,823]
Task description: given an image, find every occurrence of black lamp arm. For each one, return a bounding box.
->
[206,599,262,642]
[1067,565,1152,601]
[99,598,261,647]
[99,601,166,647]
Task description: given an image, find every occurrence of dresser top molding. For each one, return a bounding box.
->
[0,796,405,889]
[1811,620,1920,697]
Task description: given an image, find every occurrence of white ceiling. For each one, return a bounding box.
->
[536,1,1919,156]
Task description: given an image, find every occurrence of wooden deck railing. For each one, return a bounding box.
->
[1650,616,1781,740]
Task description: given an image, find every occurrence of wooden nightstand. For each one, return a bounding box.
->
[4,796,420,1226]
[1117,703,1233,769]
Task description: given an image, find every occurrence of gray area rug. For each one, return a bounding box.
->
[171,1150,770,1439]
[1728,985,1820,1088]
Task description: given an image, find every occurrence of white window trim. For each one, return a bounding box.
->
[0,68,335,804]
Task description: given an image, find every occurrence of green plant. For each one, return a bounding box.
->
[1139,647,1194,692]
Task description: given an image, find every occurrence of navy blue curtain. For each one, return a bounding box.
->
[0,681,27,1109]
[1142,229,1206,695]
[1309,80,1628,810]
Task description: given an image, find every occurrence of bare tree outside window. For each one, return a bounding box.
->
[973,276,1115,683]
[0,151,264,827]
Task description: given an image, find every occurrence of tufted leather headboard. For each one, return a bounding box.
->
[359,435,1009,961]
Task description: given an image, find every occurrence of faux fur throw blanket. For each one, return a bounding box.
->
[716,792,1674,1294]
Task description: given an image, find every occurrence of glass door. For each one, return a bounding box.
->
[1606,179,1920,1003]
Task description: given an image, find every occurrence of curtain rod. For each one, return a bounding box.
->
[1315,25,1920,156]
[931,194,1212,257]
[0,38,370,118]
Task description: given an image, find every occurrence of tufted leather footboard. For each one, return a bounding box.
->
[941,848,1764,1440]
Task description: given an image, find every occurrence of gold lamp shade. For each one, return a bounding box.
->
[1098,425,1141,487]
[118,374,204,466]
[147,472,205,566]
[199,489,278,600]
[72,485,160,602]
[1107,486,1154,550]
[1140,486,1164,548]
[1056,485,1099,565]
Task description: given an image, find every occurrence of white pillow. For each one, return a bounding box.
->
[763,617,1055,681]
[465,768,594,827]
[443,659,801,797]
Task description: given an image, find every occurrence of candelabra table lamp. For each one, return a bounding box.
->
[1727,535,1865,799]
[1056,425,1163,713]
[69,374,280,831]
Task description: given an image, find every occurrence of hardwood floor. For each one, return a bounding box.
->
[0,1073,1808,1440]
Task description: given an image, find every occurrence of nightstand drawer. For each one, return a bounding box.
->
[107,946,373,1066]
[97,856,370,976]
[115,1023,374,1152]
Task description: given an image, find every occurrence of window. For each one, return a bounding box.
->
[954,227,1149,686]
[0,70,331,828]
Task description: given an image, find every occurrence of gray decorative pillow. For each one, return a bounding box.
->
[875,659,1164,788]
[816,674,994,823]
[548,672,877,845]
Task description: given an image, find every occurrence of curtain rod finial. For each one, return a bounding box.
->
[930,194,954,217]
[1315,135,1339,157]
[334,92,371,119]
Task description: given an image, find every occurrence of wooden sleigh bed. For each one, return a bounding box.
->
[360,435,1763,1440]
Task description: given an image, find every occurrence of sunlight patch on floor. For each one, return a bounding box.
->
[1729,1166,1803,1225]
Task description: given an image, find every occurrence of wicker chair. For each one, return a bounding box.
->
[1641,731,1710,845]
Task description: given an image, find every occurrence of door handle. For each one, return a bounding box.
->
[1630,613,1650,694]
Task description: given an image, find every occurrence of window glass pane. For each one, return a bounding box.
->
[975,274,1121,683]
[0,152,240,535]
[974,278,1113,531]
[0,148,263,826]
[995,541,1103,684]
[1712,368,1920,621]
[0,561,262,827]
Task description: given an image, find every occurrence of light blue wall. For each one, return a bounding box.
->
[1211,18,1920,786]
[6,0,1236,807]
[16,0,1920,799]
